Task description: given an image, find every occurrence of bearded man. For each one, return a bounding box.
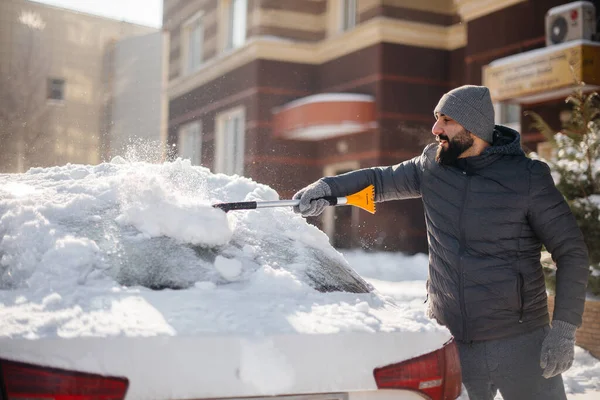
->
[292,85,589,400]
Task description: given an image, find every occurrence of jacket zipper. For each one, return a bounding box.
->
[458,171,471,342]
[518,273,525,323]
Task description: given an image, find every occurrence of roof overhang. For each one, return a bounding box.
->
[483,40,600,104]
[272,93,377,141]
[454,0,526,22]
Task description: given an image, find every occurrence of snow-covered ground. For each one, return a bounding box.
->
[0,158,597,399]
[342,250,600,400]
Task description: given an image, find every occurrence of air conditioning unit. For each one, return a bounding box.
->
[545,1,596,46]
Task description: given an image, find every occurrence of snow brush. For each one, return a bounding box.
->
[212,184,376,214]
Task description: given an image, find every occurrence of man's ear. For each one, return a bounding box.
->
[468,131,482,142]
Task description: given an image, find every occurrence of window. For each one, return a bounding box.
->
[322,160,360,246]
[341,0,357,32]
[494,102,521,131]
[215,107,245,175]
[178,121,202,165]
[182,12,204,74]
[226,0,247,50]
[47,78,65,101]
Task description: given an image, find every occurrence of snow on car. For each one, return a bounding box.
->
[0,158,461,400]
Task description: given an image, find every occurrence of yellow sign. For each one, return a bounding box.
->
[483,43,600,101]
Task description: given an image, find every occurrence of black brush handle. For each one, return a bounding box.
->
[319,196,338,205]
[212,201,257,212]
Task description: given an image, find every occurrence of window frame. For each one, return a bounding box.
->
[225,0,247,50]
[322,160,360,242]
[178,121,203,165]
[181,10,205,75]
[340,0,357,32]
[215,106,245,176]
[494,102,521,132]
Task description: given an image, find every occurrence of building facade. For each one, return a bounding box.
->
[109,31,166,162]
[0,0,159,172]
[164,0,600,253]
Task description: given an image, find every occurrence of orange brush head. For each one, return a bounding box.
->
[345,185,376,214]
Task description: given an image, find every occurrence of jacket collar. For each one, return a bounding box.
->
[454,125,525,172]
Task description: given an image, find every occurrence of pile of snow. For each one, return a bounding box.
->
[0,159,445,339]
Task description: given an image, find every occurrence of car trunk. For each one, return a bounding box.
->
[0,330,452,399]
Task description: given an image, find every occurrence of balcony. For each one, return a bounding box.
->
[272,93,377,141]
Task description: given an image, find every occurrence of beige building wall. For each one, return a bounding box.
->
[109,31,164,162]
[0,0,157,172]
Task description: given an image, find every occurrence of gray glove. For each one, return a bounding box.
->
[540,320,577,379]
[292,180,332,217]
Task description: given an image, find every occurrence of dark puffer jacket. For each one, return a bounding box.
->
[323,125,589,342]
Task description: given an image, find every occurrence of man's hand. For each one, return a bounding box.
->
[292,180,332,217]
[540,320,577,378]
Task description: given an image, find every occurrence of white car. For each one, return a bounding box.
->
[0,159,461,399]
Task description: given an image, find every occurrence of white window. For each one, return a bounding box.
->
[341,0,357,32]
[215,107,245,176]
[227,0,247,49]
[182,12,204,74]
[323,160,360,245]
[494,102,521,132]
[178,121,202,165]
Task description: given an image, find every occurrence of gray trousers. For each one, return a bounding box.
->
[457,326,567,400]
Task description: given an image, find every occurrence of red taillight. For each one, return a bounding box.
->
[0,358,129,400]
[373,339,462,400]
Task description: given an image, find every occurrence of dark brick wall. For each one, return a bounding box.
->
[464,0,570,84]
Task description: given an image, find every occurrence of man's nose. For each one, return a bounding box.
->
[432,120,443,136]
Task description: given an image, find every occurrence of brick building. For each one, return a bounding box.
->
[163,0,600,253]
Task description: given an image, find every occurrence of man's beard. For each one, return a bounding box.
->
[435,129,474,165]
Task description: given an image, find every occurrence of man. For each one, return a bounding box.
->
[293,85,589,400]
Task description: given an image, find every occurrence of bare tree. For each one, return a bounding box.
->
[0,11,52,172]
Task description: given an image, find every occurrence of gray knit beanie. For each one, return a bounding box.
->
[434,85,495,143]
